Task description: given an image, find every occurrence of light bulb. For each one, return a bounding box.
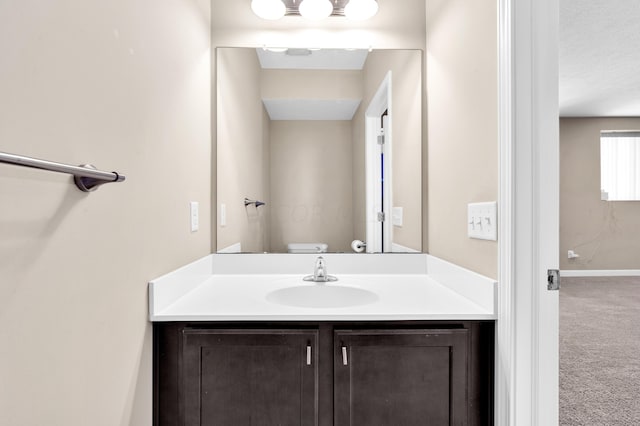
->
[298,0,333,20]
[251,0,286,20]
[344,0,379,20]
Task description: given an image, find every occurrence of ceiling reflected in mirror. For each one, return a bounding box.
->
[257,48,369,70]
[257,48,368,120]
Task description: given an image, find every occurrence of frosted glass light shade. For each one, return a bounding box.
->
[251,0,286,20]
[298,0,333,20]
[344,0,379,20]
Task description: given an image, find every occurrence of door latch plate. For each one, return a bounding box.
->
[547,269,560,291]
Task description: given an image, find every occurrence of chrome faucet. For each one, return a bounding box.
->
[314,256,327,281]
[303,256,338,282]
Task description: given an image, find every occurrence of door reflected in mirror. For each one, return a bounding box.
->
[216,48,422,253]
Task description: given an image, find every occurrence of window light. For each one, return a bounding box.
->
[600,131,640,201]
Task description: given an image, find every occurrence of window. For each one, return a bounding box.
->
[600,131,640,201]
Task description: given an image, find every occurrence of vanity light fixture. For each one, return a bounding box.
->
[298,0,333,20]
[251,0,286,20]
[251,0,379,21]
[344,0,379,20]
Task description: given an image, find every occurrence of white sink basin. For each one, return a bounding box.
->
[266,283,379,309]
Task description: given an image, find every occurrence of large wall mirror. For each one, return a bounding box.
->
[216,47,422,253]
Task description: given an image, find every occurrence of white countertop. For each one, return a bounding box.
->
[149,254,497,322]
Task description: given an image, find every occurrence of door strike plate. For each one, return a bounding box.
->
[547,269,560,291]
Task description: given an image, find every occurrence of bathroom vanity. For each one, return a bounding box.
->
[150,254,497,425]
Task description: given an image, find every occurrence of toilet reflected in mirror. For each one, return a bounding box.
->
[287,243,329,254]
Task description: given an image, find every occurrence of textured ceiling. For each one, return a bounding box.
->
[560,0,640,117]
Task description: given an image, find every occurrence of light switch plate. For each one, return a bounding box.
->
[220,203,227,227]
[392,207,403,227]
[467,201,497,241]
[190,201,199,232]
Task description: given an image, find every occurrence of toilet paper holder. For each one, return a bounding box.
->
[351,240,367,253]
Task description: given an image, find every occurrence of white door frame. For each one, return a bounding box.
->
[365,72,392,253]
[497,0,559,425]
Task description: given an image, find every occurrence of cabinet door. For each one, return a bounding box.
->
[182,329,318,426]
[334,329,469,426]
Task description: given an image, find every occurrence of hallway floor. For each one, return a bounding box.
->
[560,277,640,425]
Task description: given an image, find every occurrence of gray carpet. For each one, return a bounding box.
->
[560,277,640,425]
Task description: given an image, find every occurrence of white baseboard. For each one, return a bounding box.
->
[561,269,640,277]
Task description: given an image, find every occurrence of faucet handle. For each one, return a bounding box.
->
[315,256,326,278]
[303,256,337,282]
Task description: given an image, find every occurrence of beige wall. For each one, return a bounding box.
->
[216,48,270,252]
[261,69,363,101]
[270,121,354,252]
[0,1,211,425]
[426,0,498,278]
[560,117,640,270]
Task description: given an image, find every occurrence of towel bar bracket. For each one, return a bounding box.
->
[244,197,265,207]
[73,164,121,192]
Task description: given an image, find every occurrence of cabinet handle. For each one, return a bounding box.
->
[342,346,348,366]
[306,345,312,366]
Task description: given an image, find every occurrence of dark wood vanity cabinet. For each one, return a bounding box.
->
[154,321,494,426]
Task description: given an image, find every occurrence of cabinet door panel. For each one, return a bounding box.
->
[334,329,469,426]
[183,329,318,426]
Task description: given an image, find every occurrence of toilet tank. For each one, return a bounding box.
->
[287,243,328,254]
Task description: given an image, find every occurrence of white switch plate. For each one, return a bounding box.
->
[467,201,497,241]
[220,203,226,227]
[392,207,403,227]
[190,201,199,232]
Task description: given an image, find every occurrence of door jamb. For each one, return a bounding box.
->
[365,72,392,253]
[496,0,560,425]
